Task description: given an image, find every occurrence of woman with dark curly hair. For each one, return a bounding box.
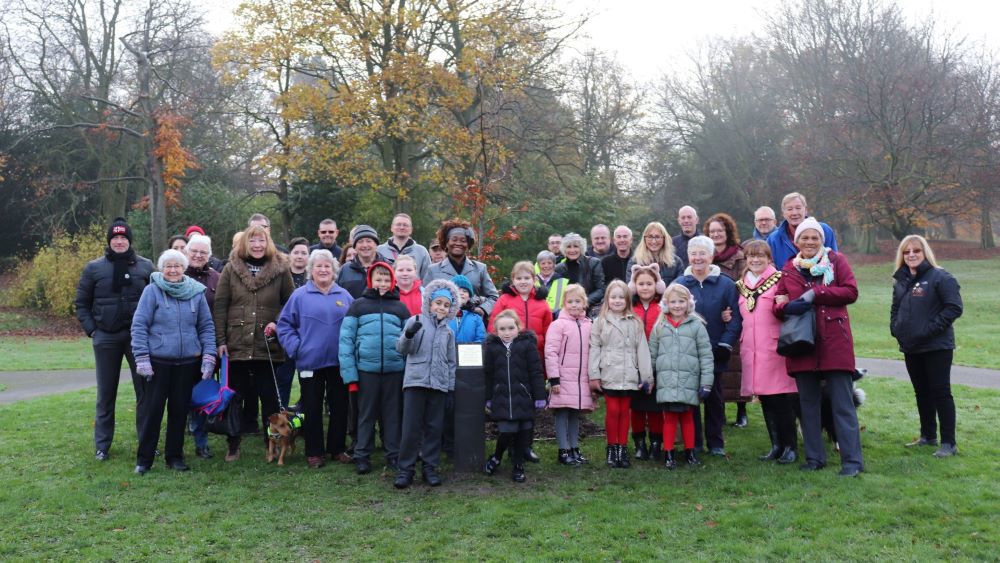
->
[422,219,499,318]
[705,213,746,281]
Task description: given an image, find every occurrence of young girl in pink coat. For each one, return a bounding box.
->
[544,284,594,465]
[736,240,798,464]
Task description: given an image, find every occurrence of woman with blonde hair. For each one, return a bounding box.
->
[215,224,295,461]
[626,222,683,288]
[891,235,963,457]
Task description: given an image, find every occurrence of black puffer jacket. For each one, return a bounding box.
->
[891,260,963,354]
[484,332,546,421]
[74,253,155,336]
[554,256,606,307]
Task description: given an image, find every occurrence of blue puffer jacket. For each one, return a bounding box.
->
[277,281,354,371]
[131,282,215,362]
[449,310,486,344]
[338,265,411,383]
[767,218,839,269]
[677,265,743,373]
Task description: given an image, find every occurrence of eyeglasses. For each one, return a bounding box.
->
[644,235,663,240]
[319,230,336,234]
[755,218,775,223]
[902,249,923,255]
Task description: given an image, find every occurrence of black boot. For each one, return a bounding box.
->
[759,408,782,461]
[485,454,501,475]
[685,448,701,466]
[559,449,579,466]
[393,469,415,489]
[649,436,663,462]
[525,448,541,463]
[572,447,588,464]
[618,444,631,469]
[632,432,649,460]
[512,464,526,483]
[605,445,616,467]
[777,447,797,465]
[663,449,677,470]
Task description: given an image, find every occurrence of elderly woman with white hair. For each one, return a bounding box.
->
[676,235,742,457]
[277,249,355,468]
[130,249,217,475]
[774,218,863,476]
[554,232,606,315]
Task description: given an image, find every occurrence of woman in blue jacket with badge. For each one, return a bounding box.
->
[131,249,216,475]
[891,236,963,457]
[278,249,354,468]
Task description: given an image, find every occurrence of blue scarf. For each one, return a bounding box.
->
[793,246,835,286]
[151,272,207,301]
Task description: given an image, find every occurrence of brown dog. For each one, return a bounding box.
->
[266,412,301,466]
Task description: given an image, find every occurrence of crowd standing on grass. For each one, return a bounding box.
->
[74,190,965,484]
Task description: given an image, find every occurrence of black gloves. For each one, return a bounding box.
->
[405,317,422,338]
[784,299,812,316]
[698,385,712,401]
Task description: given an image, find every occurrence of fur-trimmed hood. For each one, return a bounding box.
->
[422,278,460,321]
[227,253,290,292]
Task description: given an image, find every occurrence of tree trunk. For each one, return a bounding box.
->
[858,224,879,254]
[943,215,956,239]
[982,205,996,249]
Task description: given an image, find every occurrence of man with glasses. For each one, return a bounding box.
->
[601,225,634,283]
[310,218,343,260]
[751,206,777,240]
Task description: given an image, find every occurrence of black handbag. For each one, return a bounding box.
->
[777,308,816,357]
[205,393,243,436]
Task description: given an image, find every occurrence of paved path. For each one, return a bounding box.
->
[0,359,997,405]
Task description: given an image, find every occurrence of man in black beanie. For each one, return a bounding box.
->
[74,217,155,461]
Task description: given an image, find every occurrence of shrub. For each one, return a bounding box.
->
[3,226,107,317]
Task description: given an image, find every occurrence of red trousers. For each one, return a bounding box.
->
[663,409,695,450]
[605,396,631,445]
[631,410,662,436]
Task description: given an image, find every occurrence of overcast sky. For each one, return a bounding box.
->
[205,0,1000,85]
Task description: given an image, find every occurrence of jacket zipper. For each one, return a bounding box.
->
[576,318,583,410]
[379,299,385,372]
[506,346,513,418]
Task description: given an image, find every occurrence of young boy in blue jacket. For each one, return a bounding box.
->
[339,262,411,473]
[394,279,459,489]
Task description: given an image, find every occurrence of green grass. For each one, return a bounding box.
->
[850,258,1000,370]
[0,337,93,371]
[1,377,997,560]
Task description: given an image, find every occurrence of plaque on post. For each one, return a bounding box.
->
[453,343,485,472]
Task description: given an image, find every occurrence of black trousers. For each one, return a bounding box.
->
[693,378,725,449]
[137,360,197,466]
[355,371,403,463]
[92,328,143,452]
[228,360,280,436]
[759,393,799,449]
[299,366,348,458]
[398,387,446,472]
[904,349,957,445]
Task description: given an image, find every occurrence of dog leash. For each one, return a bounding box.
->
[264,334,287,413]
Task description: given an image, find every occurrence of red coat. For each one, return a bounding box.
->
[632,299,662,339]
[774,252,858,375]
[398,279,423,317]
[489,283,553,360]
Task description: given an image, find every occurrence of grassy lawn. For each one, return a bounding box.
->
[1,377,997,560]
[0,337,93,371]
[850,258,1000,370]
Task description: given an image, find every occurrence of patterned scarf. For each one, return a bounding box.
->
[151,272,207,301]
[792,246,834,286]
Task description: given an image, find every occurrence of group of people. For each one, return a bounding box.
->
[73,190,964,485]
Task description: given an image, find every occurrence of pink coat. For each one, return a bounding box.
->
[738,265,798,396]
[544,312,594,412]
